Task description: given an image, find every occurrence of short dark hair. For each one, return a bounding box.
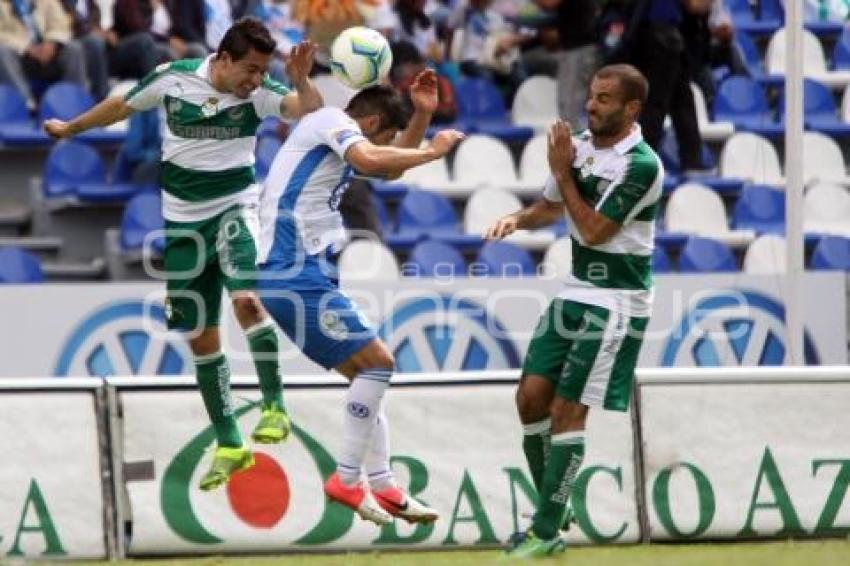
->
[345,86,410,132]
[217,17,276,61]
[595,64,649,107]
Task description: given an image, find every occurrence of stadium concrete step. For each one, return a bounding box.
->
[0,201,31,235]
[42,257,107,281]
[0,235,63,257]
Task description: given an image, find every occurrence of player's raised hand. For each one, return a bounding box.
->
[429,129,465,157]
[286,40,317,86]
[409,68,439,114]
[44,118,75,139]
[547,120,575,179]
[483,215,519,241]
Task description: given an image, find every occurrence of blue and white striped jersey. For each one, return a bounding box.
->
[257,107,366,286]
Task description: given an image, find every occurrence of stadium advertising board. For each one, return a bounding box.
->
[0,273,844,379]
[0,391,107,558]
[119,385,638,554]
[640,382,850,540]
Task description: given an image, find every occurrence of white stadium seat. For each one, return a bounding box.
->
[518,133,549,192]
[691,82,734,142]
[452,134,520,192]
[804,182,850,237]
[720,132,785,187]
[464,187,555,250]
[802,132,850,186]
[512,76,558,132]
[743,234,787,274]
[541,236,573,278]
[338,239,400,282]
[666,183,755,247]
[766,28,850,89]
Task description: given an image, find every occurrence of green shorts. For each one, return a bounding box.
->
[163,205,259,331]
[522,298,649,411]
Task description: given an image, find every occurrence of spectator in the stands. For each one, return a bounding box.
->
[534,0,601,129]
[162,0,208,58]
[60,0,109,99]
[112,0,206,65]
[447,0,527,103]
[681,0,747,110]
[393,0,443,63]
[204,0,233,50]
[0,0,87,109]
[243,0,304,83]
[797,0,849,23]
[630,0,706,173]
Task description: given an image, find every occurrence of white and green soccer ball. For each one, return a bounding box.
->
[330,26,392,90]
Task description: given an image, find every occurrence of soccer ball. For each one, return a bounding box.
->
[330,26,392,90]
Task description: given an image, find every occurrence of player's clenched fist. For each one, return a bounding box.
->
[484,215,519,241]
[429,129,465,157]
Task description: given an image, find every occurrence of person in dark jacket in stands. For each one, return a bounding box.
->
[112,0,206,64]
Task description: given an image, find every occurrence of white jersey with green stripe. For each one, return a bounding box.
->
[124,57,289,222]
[543,125,663,317]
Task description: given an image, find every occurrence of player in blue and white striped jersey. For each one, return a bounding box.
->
[257,70,464,526]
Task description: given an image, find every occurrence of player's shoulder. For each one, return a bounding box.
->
[159,58,204,75]
[259,75,290,96]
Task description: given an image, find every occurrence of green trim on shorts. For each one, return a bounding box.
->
[521,298,648,412]
[164,206,258,331]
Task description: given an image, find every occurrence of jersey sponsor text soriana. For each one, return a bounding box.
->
[543,125,663,317]
[124,57,289,221]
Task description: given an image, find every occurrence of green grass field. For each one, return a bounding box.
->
[34,539,850,566]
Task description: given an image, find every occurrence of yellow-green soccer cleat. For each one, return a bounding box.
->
[199,446,255,491]
[251,408,292,444]
[504,530,567,559]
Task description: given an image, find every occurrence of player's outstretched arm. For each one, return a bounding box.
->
[483,198,564,240]
[345,129,464,177]
[394,69,439,150]
[44,96,135,139]
[280,41,323,120]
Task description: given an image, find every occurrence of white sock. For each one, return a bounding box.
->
[365,406,397,491]
[337,368,392,485]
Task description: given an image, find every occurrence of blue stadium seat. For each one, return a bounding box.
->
[833,26,850,71]
[455,78,534,143]
[778,79,850,136]
[404,240,467,277]
[810,236,850,271]
[255,135,281,180]
[0,84,35,144]
[120,191,164,253]
[0,247,44,283]
[714,75,784,138]
[44,140,138,201]
[391,189,480,249]
[474,241,535,276]
[0,84,46,146]
[734,33,783,87]
[652,246,672,273]
[679,236,738,272]
[725,0,781,35]
[732,184,785,235]
[40,82,124,144]
[660,132,741,194]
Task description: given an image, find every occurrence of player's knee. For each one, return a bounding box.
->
[549,397,587,430]
[232,295,263,322]
[515,385,546,422]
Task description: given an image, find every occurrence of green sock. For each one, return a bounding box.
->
[532,431,585,540]
[195,353,242,448]
[522,418,551,492]
[247,320,285,412]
